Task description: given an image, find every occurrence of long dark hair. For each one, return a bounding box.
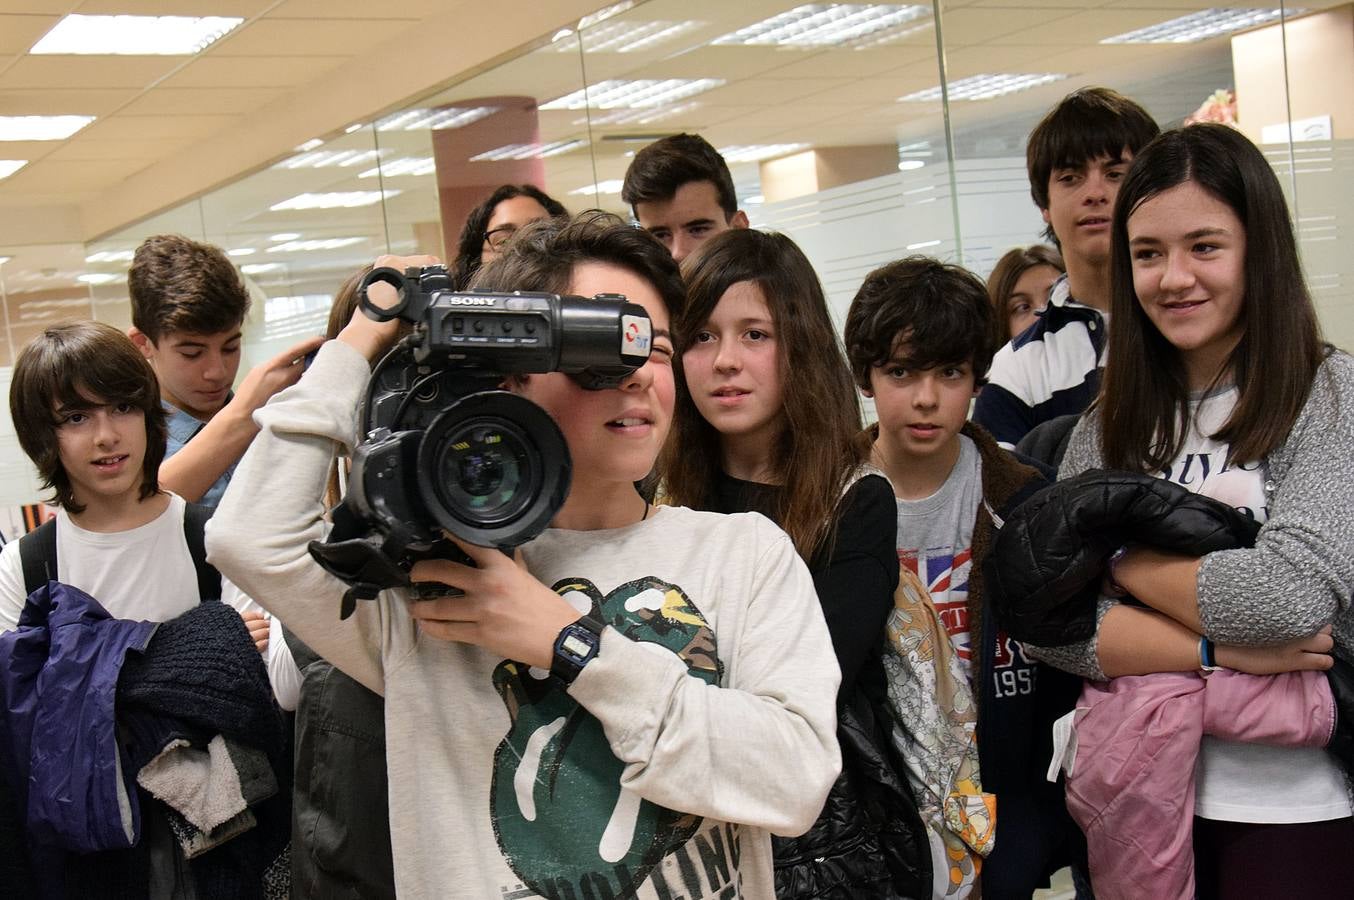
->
[1099,123,1324,471]
[660,229,864,560]
[452,184,567,289]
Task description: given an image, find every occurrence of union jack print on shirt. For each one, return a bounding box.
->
[898,545,973,665]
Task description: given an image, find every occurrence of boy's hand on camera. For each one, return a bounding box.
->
[1216,626,1334,675]
[406,536,582,669]
[339,254,440,362]
[234,335,326,414]
[240,610,270,654]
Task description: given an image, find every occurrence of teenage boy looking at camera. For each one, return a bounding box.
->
[622,133,749,263]
[974,87,1159,447]
[127,234,323,507]
[207,214,840,900]
[845,257,1083,899]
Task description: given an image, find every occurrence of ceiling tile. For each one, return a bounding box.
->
[0,54,182,89]
[940,7,1084,44]
[0,139,59,159]
[43,136,192,160]
[0,14,59,53]
[10,155,149,188]
[270,0,450,16]
[118,86,285,116]
[213,17,416,56]
[78,113,239,141]
[701,77,856,108]
[0,87,136,115]
[158,54,348,88]
[73,0,275,14]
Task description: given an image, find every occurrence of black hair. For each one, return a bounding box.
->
[621,133,738,219]
[452,184,568,289]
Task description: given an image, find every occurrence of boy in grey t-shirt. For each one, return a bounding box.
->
[845,256,1084,898]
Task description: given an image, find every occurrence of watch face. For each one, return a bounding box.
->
[560,632,593,660]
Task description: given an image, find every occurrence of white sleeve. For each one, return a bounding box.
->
[0,540,27,632]
[220,575,302,711]
[207,339,412,697]
[567,521,842,837]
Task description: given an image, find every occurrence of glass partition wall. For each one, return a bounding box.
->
[1,0,1350,505]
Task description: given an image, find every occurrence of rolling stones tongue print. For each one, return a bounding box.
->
[490,576,739,900]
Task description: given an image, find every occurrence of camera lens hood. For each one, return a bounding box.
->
[415,391,571,548]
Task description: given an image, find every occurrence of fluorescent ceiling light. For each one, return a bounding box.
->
[375,107,498,132]
[1102,8,1296,44]
[270,191,398,211]
[84,250,134,263]
[266,237,367,253]
[711,4,931,48]
[898,159,925,170]
[31,14,242,55]
[543,79,724,110]
[470,140,586,162]
[241,263,283,274]
[570,180,625,195]
[906,239,940,250]
[555,19,703,53]
[295,138,324,152]
[901,73,1067,102]
[344,123,365,134]
[270,232,301,241]
[579,1,636,30]
[0,257,10,265]
[0,160,27,180]
[77,273,120,285]
[0,116,95,141]
[744,194,765,204]
[273,149,383,170]
[358,157,437,178]
[227,248,256,256]
[719,143,810,164]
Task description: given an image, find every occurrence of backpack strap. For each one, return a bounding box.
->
[18,519,57,598]
[182,502,222,602]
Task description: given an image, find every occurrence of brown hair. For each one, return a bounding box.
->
[1099,124,1325,472]
[323,264,375,508]
[470,210,684,319]
[986,244,1065,343]
[845,256,998,388]
[661,228,864,561]
[1027,87,1160,240]
[128,234,251,342]
[10,321,166,513]
[621,133,739,220]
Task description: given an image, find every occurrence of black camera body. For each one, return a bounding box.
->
[308,264,653,613]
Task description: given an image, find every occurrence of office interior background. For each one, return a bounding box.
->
[0,0,1349,513]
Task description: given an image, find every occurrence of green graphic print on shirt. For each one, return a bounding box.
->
[491,576,727,899]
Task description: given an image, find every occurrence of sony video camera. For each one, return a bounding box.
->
[307,264,653,614]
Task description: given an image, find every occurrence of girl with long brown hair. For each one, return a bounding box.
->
[1032,123,1354,898]
[660,227,913,898]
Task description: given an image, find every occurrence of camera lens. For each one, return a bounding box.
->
[417,391,571,547]
[438,422,530,522]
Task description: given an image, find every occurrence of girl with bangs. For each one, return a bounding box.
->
[661,228,917,898]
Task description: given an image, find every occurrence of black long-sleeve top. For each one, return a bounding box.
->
[711,471,899,699]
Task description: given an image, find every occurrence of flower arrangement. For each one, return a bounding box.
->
[1184,89,1238,127]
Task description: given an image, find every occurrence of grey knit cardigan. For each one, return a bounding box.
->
[1027,350,1354,681]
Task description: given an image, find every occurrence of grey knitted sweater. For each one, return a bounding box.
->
[1027,351,1354,681]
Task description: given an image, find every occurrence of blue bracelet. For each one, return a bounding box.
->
[1199,636,1219,672]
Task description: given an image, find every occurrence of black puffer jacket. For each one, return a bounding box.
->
[772,689,930,899]
[986,467,1354,775]
[985,468,1260,647]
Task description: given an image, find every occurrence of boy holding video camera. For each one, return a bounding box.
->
[207,213,841,899]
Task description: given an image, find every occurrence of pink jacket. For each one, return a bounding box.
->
[1063,669,1335,900]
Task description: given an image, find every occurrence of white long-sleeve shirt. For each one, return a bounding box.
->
[206,339,842,900]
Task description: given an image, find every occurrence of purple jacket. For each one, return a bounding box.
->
[1063,669,1335,900]
[0,581,157,856]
